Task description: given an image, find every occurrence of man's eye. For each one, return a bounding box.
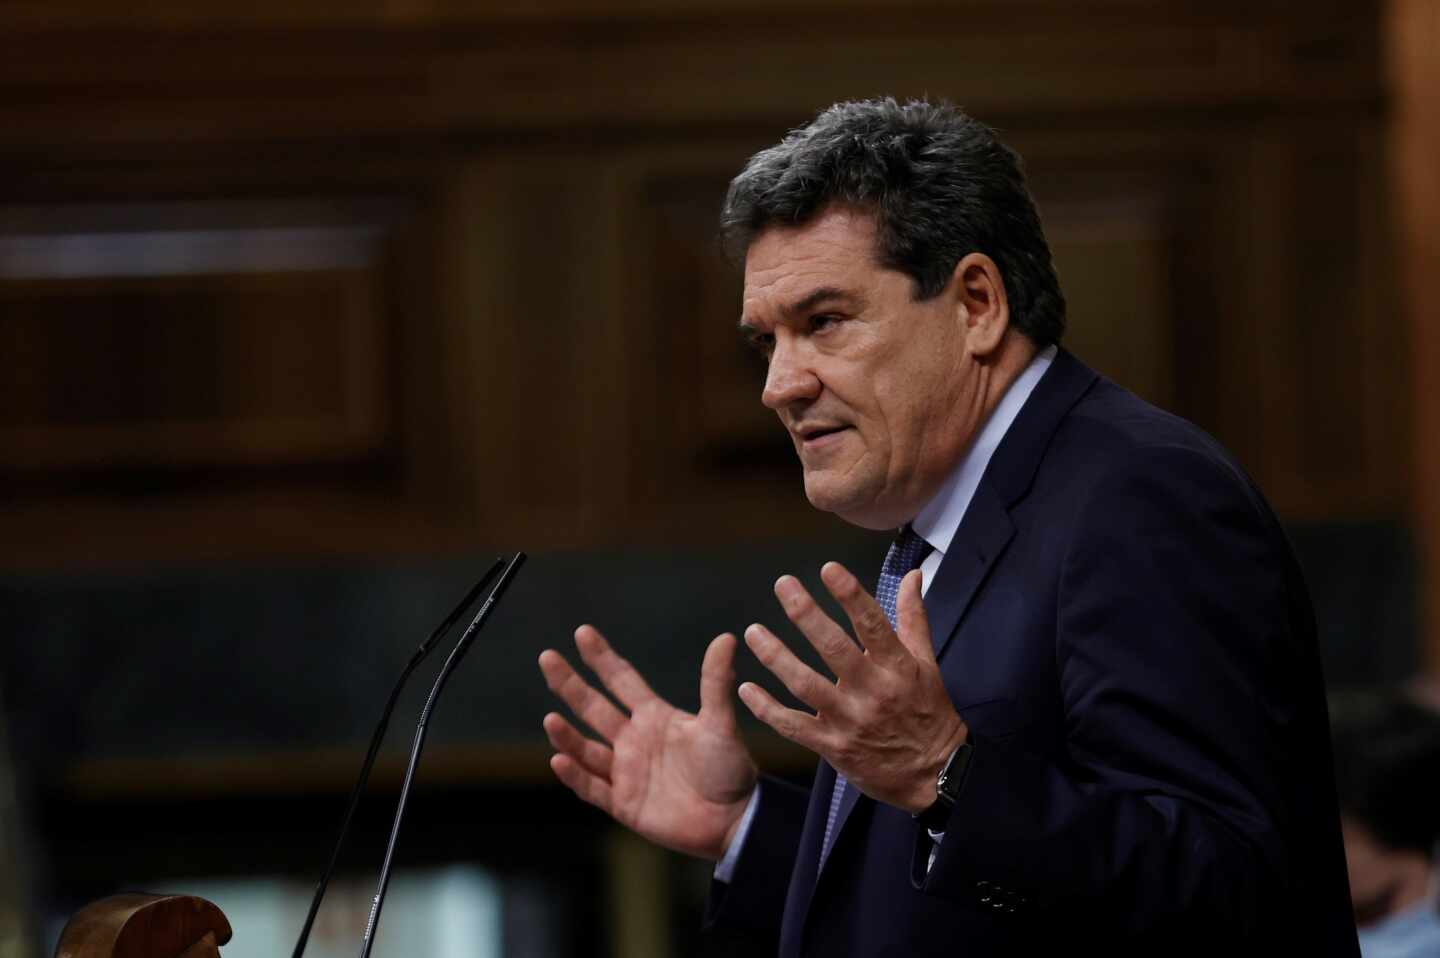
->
[747,332,775,355]
[810,314,841,332]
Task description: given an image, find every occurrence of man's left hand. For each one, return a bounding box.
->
[738,562,968,815]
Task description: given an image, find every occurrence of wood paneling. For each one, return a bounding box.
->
[633,170,790,488]
[1387,0,1440,676]
[0,0,1403,568]
[1230,120,1403,518]
[0,270,383,468]
[1044,202,1176,414]
[0,203,396,481]
[0,4,1380,147]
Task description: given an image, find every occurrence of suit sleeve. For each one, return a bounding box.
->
[915,443,1297,936]
[705,775,809,942]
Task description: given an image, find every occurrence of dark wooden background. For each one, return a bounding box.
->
[0,0,1412,558]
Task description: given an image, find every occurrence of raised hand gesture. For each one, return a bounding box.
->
[738,564,967,813]
[538,626,758,861]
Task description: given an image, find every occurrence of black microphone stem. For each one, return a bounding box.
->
[357,551,527,958]
[290,557,505,958]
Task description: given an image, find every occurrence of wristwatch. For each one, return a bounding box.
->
[913,740,973,831]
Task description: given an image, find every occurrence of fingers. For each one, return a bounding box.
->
[820,562,906,665]
[743,623,841,715]
[894,569,936,662]
[549,753,614,814]
[538,647,627,741]
[737,681,826,754]
[543,712,614,780]
[699,633,740,731]
[772,575,863,679]
[574,624,659,711]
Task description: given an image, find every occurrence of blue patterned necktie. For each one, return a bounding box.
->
[818,525,933,869]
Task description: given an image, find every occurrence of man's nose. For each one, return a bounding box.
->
[761,337,821,410]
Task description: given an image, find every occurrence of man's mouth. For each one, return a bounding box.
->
[795,424,851,448]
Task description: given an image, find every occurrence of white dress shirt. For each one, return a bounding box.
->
[715,346,1057,881]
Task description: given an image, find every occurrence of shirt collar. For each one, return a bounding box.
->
[911,345,1057,557]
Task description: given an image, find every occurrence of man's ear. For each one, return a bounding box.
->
[952,252,1010,358]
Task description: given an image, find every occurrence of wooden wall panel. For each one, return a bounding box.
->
[0,4,1381,147]
[631,171,784,488]
[1229,121,1404,519]
[0,164,469,565]
[1387,0,1440,677]
[1038,193,1187,415]
[1284,129,1403,517]
[0,271,382,468]
[442,155,640,546]
[0,204,393,480]
[0,0,1403,568]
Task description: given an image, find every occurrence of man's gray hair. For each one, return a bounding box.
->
[720,97,1066,347]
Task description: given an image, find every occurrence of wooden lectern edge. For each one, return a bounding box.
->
[54,894,231,958]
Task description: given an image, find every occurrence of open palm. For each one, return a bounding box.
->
[539,626,757,861]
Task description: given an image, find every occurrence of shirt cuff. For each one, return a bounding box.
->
[712,787,761,883]
[925,828,944,873]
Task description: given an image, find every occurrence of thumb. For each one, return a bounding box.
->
[699,632,740,730]
[894,569,936,662]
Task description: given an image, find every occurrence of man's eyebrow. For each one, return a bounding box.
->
[738,286,867,337]
[783,286,865,316]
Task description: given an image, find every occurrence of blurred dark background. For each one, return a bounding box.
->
[1,1,1438,956]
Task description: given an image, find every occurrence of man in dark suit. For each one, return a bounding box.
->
[538,98,1357,954]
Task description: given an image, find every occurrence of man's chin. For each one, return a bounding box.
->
[802,475,895,531]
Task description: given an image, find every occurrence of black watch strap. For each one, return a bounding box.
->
[913,740,973,831]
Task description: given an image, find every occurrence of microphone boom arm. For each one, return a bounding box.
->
[357,551,528,958]
[290,556,506,958]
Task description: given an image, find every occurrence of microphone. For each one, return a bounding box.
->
[290,556,506,958]
[357,550,527,958]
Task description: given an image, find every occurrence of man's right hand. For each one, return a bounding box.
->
[539,626,758,862]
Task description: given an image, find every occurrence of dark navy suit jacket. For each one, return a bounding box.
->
[708,350,1358,956]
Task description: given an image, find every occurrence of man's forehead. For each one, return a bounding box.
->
[744,207,878,274]
[741,209,879,320]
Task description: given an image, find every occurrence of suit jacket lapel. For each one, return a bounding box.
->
[925,480,1014,662]
[826,766,864,874]
[925,348,1098,658]
[780,759,840,954]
